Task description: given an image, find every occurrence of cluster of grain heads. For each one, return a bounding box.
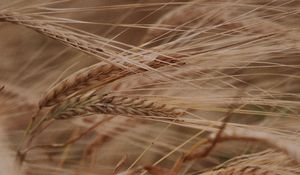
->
[0,7,187,147]
[0,9,190,169]
[0,0,299,174]
[39,54,183,108]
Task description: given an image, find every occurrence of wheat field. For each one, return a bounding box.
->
[0,0,299,175]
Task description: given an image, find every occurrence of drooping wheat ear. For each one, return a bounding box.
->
[39,54,183,108]
[208,127,300,164]
[49,92,184,120]
[0,10,113,58]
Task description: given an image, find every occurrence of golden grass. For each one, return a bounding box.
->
[0,0,299,175]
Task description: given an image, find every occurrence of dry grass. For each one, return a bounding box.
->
[0,0,299,175]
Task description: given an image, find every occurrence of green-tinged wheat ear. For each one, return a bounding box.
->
[48,92,184,120]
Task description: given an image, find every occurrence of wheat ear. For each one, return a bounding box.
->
[49,92,183,120]
[0,10,113,56]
